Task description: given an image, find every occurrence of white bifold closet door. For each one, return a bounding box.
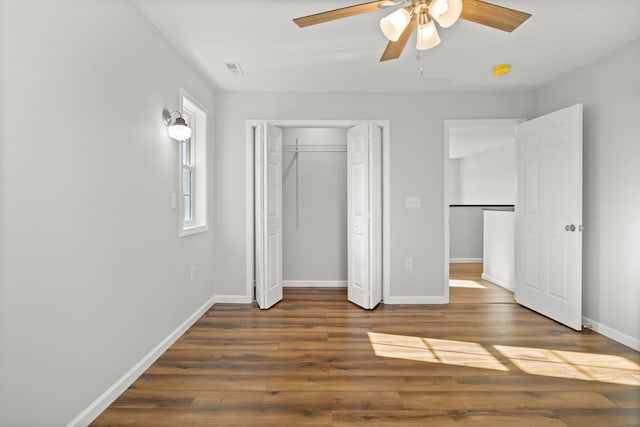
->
[255,123,283,309]
[255,121,382,310]
[347,123,382,309]
[515,104,583,330]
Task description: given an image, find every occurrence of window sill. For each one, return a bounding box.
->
[179,224,208,237]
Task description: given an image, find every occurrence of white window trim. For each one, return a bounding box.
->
[178,90,208,237]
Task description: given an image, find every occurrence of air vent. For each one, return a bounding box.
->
[225,62,244,76]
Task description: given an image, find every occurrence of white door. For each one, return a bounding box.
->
[255,122,283,309]
[515,104,583,330]
[347,123,383,309]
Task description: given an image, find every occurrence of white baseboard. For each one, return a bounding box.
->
[450,258,483,263]
[283,280,347,288]
[66,295,216,427]
[481,273,515,292]
[384,296,448,304]
[582,316,640,352]
[214,294,252,303]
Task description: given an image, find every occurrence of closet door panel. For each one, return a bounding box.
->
[348,123,371,308]
[256,122,283,309]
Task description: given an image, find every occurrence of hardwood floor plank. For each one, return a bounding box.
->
[92,408,332,426]
[601,389,640,408]
[146,360,332,376]
[109,389,196,409]
[328,358,512,377]
[400,391,616,410]
[456,374,640,392]
[92,264,640,426]
[266,375,461,392]
[555,408,640,427]
[332,410,566,426]
[131,374,268,391]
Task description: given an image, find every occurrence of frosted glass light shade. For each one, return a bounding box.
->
[429,0,462,28]
[417,19,441,50]
[168,117,192,141]
[380,8,411,41]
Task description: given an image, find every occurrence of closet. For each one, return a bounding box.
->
[252,121,384,310]
[282,128,348,288]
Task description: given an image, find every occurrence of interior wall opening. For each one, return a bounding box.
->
[444,119,523,298]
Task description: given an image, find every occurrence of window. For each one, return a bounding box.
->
[179,91,208,236]
[181,111,194,223]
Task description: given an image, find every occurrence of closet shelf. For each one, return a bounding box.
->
[283,144,346,152]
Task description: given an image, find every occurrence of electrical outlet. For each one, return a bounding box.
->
[171,193,177,209]
[405,258,413,270]
[190,266,196,281]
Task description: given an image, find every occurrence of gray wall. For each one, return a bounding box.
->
[537,38,640,348]
[213,91,538,300]
[282,128,347,282]
[0,0,215,424]
[449,207,484,261]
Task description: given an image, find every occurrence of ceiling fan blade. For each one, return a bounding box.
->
[380,17,417,62]
[293,1,393,28]
[461,0,531,32]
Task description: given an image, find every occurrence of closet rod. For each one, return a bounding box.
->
[282,144,346,152]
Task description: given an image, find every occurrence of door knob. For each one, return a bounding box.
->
[565,224,576,232]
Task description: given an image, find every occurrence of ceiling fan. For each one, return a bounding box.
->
[293,0,531,61]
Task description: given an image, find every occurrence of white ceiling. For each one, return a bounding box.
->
[133,0,640,92]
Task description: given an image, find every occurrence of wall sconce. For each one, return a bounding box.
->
[162,109,192,141]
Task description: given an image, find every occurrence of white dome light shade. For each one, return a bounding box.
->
[429,0,462,28]
[417,18,441,50]
[380,8,411,41]
[168,117,192,141]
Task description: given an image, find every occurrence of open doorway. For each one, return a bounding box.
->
[245,120,391,309]
[443,106,584,331]
[443,119,523,300]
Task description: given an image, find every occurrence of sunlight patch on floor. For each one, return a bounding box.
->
[368,332,640,386]
[449,279,487,289]
[494,345,640,386]
[367,332,509,371]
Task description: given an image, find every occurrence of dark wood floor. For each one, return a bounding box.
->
[92,264,640,426]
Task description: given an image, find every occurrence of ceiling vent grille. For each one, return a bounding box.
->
[225,62,244,75]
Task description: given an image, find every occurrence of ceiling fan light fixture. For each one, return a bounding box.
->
[429,0,462,28]
[417,13,441,50]
[380,7,411,41]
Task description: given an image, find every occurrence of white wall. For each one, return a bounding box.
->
[214,91,537,301]
[457,143,516,205]
[482,210,515,291]
[282,128,347,283]
[537,38,640,349]
[0,0,215,424]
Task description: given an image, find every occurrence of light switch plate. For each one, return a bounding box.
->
[405,197,421,209]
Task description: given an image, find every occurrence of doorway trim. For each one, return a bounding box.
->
[245,119,391,304]
[443,118,524,301]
